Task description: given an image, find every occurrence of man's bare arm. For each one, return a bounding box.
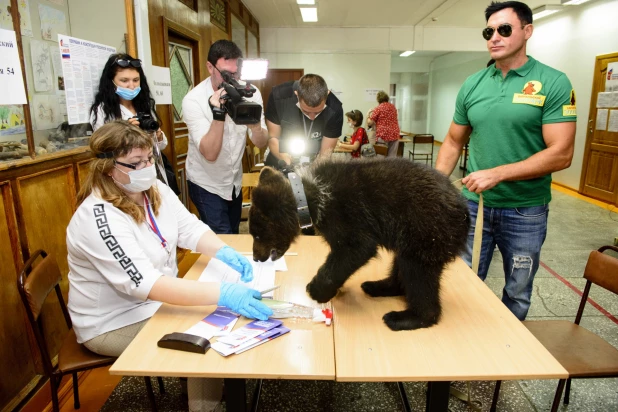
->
[435,122,472,177]
[266,120,292,164]
[198,89,226,162]
[462,122,576,194]
[319,137,339,158]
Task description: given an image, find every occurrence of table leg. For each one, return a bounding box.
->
[224,378,247,412]
[397,382,412,412]
[426,381,450,412]
[397,141,404,157]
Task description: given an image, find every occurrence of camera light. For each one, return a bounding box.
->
[240,59,269,81]
[289,138,306,155]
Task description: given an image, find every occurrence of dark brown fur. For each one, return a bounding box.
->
[249,158,469,331]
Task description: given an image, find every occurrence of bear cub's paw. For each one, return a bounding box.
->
[306,277,338,303]
[361,279,404,297]
[382,310,438,331]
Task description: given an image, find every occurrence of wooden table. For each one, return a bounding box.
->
[374,137,412,157]
[110,235,335,411]
[332,251,568,410]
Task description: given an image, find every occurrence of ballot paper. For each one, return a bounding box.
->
[198,258,276,297]
[211,319,286,356]
[184,306,240,340]
[212,326,291,356]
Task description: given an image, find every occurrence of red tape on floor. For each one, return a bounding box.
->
[540,261,618,326]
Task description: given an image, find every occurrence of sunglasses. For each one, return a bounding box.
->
[114,58,142,68]
[482,24,525,40]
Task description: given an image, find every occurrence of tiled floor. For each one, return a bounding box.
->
[100,151,618,411]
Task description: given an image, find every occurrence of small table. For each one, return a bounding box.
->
[110,235,335,412]
[333,251,567,411]
[242,172,260,188]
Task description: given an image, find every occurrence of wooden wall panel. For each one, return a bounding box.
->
[16,165,77,359]
[0,182,38,412]
[76,159,93,190]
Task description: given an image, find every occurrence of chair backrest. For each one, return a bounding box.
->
[17,250,72,375]
[413,134,434,145]
[574,245,618,324]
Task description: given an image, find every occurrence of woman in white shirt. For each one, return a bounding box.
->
[68,120,272,352]
[90,53,167,150]
[68,120,271,411]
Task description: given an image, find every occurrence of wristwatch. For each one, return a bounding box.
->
[208,97,226,122]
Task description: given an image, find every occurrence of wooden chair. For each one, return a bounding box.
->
[491,245,618,412]
[17,250,163,412]
[245,144,263,173]
[408,134,434,165]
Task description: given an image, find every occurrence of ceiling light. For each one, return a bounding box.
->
[399,51,416,57]
[561,0,591,4]
[300,7,318,22]
[297,0,315,4]
[532,5,562,20]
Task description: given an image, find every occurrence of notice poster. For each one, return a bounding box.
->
[606,62,618,92]
[364,88,381,102]
[57,34,116,124]
[151,66,172,105]
[0,29,27,104]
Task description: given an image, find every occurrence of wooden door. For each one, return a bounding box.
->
[162,20,201,210]
[579,52,618,206]
[260,69,304,110]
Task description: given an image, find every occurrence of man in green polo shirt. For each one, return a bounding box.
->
[436,1,576,320]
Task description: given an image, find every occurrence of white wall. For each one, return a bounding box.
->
[527,0,618,189]
[427,52,488,142]
[261,52,391,127]
[68,0,126,52]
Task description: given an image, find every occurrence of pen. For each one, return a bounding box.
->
[260,285,280,296]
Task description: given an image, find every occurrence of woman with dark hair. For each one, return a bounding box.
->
[336,110,368,158]
[90,53,167,150]
[368,91,401,157]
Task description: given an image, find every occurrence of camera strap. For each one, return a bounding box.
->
[287,172,313,230]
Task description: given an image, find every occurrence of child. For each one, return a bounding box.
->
[336,110,368,158]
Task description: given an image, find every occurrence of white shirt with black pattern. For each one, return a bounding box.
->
[67,181,209,343]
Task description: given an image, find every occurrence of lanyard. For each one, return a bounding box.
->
[144,196,167,249]
[301,113,314,140]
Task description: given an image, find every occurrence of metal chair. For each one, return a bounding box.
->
[17,250,163,412]
[491,245,618,412]
[408,134,434,165]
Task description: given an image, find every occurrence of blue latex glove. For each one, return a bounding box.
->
[218,283,273,320]
[215,245,253,282]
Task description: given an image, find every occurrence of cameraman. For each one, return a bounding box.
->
[182,40,268,234]
[264,74,343,167]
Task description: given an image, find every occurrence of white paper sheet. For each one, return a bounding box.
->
[30,40,53,92]
[198,258,276,297]
[31,94,60,130]
[38,4,66,41]
[596,109,608,131]
[0,29,27,104]
[608,110,618,133]
[597,92,613,108]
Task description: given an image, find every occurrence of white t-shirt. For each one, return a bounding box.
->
[182,77,266,200]
[90,104,168,150]
[67,181,209,343]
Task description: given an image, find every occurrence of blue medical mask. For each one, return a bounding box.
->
[114,84,141,100]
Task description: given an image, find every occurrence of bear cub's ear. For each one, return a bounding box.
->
[258,166,284,185]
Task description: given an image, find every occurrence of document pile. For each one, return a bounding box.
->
[198,258,278,297]
[211,319,290,356]
[184,306,240,340]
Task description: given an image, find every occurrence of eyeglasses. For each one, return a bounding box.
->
[482,24,526,40]
[219,68,240,81]
[114,58,142,68]
[115,155,154,170]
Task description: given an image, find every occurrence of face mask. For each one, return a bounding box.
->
[114,84,141,100]
[114,164,157,193]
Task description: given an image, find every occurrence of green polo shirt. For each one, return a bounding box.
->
[453,56,576,208]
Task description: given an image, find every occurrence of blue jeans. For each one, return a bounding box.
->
[188,181,242,234]
[462,200,549,320]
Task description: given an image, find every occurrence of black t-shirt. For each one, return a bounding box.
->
[265,80,343,165]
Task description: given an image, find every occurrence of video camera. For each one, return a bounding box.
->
[218,71,262,125]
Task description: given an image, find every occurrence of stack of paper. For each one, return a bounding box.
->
[184,307,240,340]
[211,319,290,356]
[198,258,277,297]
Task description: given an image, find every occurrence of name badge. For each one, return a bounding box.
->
[562,105,576,116]
[512,93,546,107]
